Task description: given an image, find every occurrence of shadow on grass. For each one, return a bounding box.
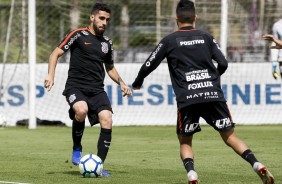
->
[46,171,80,176]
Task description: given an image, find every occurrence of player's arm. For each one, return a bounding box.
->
[210,37,228,75]
[263,34,282,49]
[44,47,64,91]
[132,41,167,89]
[105,63,132,97]
[44,29,79,91]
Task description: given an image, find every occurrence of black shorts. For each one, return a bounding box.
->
[176,102,235,136]
[63,89,112,126]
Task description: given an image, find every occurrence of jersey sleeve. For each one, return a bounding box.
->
[132,39,167,87]
[104,39,114,64]
[210,36,228,75]
[57,29,81,52]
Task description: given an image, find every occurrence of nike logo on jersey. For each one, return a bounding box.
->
[84,42,92,45]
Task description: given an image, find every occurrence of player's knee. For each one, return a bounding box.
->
[75,108,88,122]
[100,116,112,129]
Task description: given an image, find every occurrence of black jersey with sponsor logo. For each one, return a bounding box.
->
[58,27,113,94]
[134,26,228,109]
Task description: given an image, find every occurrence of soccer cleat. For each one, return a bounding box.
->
[187,170,199,184]
[101,169,111,177]
[253,162,274,184]
[72,149,82,165]
[272,70,281,79]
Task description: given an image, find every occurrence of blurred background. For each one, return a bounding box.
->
[0,0,281,64]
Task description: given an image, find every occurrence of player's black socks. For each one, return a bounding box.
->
[97,128,112,163]
[241,149,258,166]
[72,119,85,151]
[183,158,195,173]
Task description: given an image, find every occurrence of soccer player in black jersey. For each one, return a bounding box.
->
[132,0,274,183]
[44,2,132,177]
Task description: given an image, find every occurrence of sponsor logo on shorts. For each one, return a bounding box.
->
[184,122,199,133]
[69,94,76,103]
[214,118,232,129]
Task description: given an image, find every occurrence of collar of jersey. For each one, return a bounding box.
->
[179,26,195,31]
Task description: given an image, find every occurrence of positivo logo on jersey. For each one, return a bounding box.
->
[180,39,204,46]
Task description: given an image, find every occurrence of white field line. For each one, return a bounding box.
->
[0,181,31,184]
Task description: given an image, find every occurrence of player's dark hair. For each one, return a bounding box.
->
[91,2,111,15]
[176,0,195,23]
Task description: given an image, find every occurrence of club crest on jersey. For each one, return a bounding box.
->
[101,42,108,53]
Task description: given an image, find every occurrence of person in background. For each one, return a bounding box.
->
[44,1,132,177]
[132,0,274,183]
[263,19,282,79]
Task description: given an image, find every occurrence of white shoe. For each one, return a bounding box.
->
[187,170,199,184]
[253,162,274,184]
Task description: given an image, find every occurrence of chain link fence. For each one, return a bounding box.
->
[0,0,281,64]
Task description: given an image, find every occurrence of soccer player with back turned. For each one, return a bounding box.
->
[132,0,274,183]
[44,1,132,177]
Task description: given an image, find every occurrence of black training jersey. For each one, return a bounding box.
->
[134,26,228,109]
[58,27,113,94]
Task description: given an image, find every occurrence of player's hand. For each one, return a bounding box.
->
[44,75,54,91]
[120,83,132,97]
[263,34,282,49]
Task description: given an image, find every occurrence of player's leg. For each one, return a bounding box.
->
[207,101,274,184]
[97,109,112,162]
[178,135,198,184]
[97,109,112,177]
[220,129,274,184]
[64,89,88,165]
[89,91,113,177]
[177,105,201,184]
[70,101,88,165]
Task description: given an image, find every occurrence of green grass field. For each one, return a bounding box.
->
[0,125,281,184]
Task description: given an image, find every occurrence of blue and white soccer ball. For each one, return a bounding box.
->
[79,154,103,178]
